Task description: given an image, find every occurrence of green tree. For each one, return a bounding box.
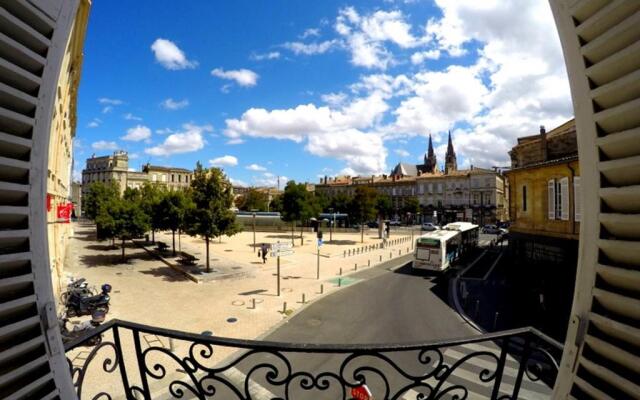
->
[329,192,351,215]
[350,186,378,243]
[156,190,192,256]
[96,196,150,262]
[281,181,316,246]
[237,188,269,211]
[269,194,283,213]
[401,197,420,224]
[139,182,165,242]
[83,181,119,220]
[184,163,241,272]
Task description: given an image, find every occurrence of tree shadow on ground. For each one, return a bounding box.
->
[79,250,153,267]
[264,234,299,239]
[85,244,118,252]
[392,263,453,307]
[324,240,357,246]
[137,266,189,282]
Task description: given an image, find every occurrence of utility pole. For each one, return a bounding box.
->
[252,210,257,252]
[277,255,281,296]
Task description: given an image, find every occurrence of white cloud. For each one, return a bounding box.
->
[87,118,101,128]
[129,153,140,159]
[151,38,198,70]
[335,7,420,70]
[301,28,321,39]
[144,123,211,156]
[102,106,113,114]
[98,98,123,105]
[229,178,248,187]
[121,125,152,142]
[321,92,347,107]
[410,49,441,64]
[92,140,118,151]
[251,51,281,61]
[211,68,259,87]
[246,163,267,171]
[224,94,389,175]
[252,174,288,188]
[124,113,142,121]
[72,168,82,182]
[283,40,339,55]
[156,128,173,135]
[161,98,189,110]
[226,138,245,145]
[394,149,410,157]
[210,155,239,167]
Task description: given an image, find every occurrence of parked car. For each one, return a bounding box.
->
[388,220,402,226]
[367,221,379,228]
[421,222,439,231]
[482,224,506,234]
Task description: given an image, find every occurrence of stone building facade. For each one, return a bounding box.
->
[81,151,193,212]
[505,119,580,265]
[46,0,90,299]
[316,135,508,224]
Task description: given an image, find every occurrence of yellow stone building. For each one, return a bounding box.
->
[505,119,581,264]
[46,0,91,299]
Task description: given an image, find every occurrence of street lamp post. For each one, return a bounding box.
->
[251,210,257,253]
[329,207,334,242]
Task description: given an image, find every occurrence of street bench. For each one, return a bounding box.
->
[156,242,169,252]
[178,253,198,265]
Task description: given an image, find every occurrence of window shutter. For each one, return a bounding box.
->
[548,179,556,219]
[560,177,569,220]
[574,177,581,222]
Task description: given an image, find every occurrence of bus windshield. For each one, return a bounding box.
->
[417,238,440,247]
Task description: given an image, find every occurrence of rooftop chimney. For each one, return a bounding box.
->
[540,125,546,135]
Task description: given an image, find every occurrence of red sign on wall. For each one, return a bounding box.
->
[351,385,373,400]
[56,203,73,223]
[46,194,53,212]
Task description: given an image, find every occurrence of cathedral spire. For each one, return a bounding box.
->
[422,134,437,174]
[445,130,457,174]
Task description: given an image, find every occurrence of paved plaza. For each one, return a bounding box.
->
[64,222,414,343]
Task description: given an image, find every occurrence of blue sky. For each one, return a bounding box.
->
[75,0,573,187]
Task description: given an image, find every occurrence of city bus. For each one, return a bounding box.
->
[442,222,479,255]
[412,222,479,271]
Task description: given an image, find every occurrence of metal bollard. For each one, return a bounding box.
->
[252,298,256,309]
[355,263,358,271]
[338,278,342,287]
[339,267,343,275]
[390,252,392,259]
[380,255,382,262]
[399,249,401,256]
[344,251,346,258]
[320,284,324,294]
[283,302,287,314]
[368,259,370,267]
[302,293,306,304]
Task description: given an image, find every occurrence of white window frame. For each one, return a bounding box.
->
[548,179,555,219]
[574,176,581,222]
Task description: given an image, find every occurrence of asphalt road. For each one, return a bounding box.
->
[227,256,480,399]
[264,256,475,344]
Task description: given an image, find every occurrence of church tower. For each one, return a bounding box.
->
[422,134,437,173]
[444,131,457,174]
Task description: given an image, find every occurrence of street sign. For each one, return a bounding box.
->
[317,239,323,247]
[270,242,294,257]
[351,385,373,400]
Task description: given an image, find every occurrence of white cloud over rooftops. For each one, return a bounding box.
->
[144,123,211,156]
[210,155,238,167]
[211,68,259,87]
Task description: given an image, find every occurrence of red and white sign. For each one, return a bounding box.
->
[56,203,73,223]
[351,384,373,400]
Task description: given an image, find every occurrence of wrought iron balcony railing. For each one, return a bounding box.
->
[64,319,562,400]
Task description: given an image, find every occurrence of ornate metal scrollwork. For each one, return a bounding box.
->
[64,320,561,400]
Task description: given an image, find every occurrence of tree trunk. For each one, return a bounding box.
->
[377,214,383,239]
[300,221,304,246]
[152,229,155,243]
[172,229,176,256]
[205,236,210,273]
[291,221,295,247]
[361,224,364,243]
[121,238,125,262]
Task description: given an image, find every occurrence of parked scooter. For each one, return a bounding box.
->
[65,283,112,317]
[60,277,97,305]
[59,310,106,346]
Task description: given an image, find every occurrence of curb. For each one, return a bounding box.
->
[448,250,489,334]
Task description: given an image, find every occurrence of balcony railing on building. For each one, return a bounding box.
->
[65,319,561,399]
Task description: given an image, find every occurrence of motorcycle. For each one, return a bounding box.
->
[59,310,106,346]
[60,277,97,305]
[65,283,112,317]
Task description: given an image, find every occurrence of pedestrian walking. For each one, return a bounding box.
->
[260,243,269,264]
